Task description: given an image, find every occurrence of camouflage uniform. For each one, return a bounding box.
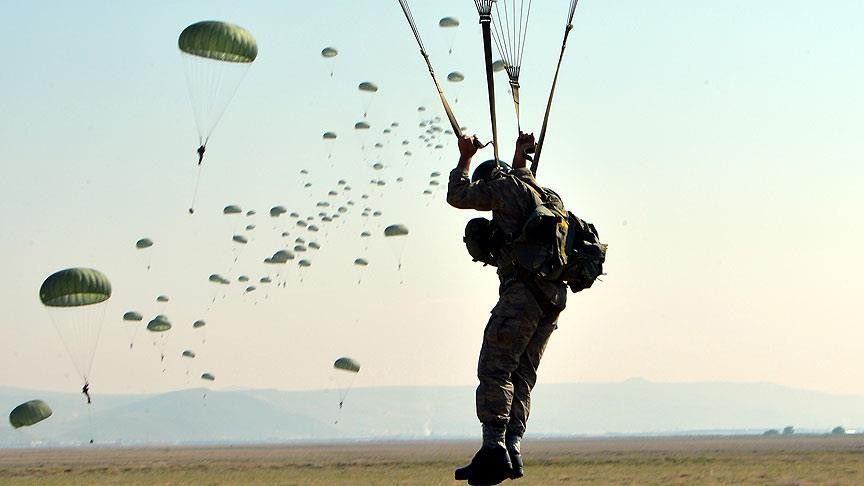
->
[447,166,568,438]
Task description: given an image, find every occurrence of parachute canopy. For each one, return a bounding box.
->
[354,121,370,130]
[193,320,206,328]
[178,21,258,63]
[123,311,143,322]
[384,224,409,237]
[358,82,378,93]
[147,315,171,333]
[9,400,52,429]
[321,47,338,58]
[439,17,460,28]
[322,131,337,140]
[224,205,242,215]
[135,238,153,249]
[334,357,361,373]
[447,72,465,82]
[201,373,215,381]
[182,350,196,358]
[39,268,111,307]
[354,258,368,266]
[156,295,170,303]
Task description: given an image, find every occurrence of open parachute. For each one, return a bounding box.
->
[179,20,257,144]
[9,400,53,429]
[39,268,111,387]
[179,20,257,213]
[333,357,360,409]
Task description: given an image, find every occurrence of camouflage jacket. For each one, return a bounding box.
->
[447,166,567,310]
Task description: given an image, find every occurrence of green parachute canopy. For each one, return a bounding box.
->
[209,274,230,284]
[321,47,338,58]
[123,311,143,322]
[384,224,409,237]
[9,400,52,429]
[298,260,311,268]
[135,238,153,249]
[193,320,207,329]
[358,82,378,93]
[334,357,361,373]
[156,295,170,303]
[39,268,111,307]
[201,373,215,381]
[492,59,508,72]
[354,121,370,130]
[147,315,171,333]
[354,258,368,266]
[178,21,258,63]
[439,17,460,28]
[270,206,287,217]
[223,205,242,215]
[447,72,465,82]
[182,350,196,358]
[232,235,248,244]
[322,131,337,140]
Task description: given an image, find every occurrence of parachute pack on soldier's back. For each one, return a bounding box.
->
[463,177,606,293]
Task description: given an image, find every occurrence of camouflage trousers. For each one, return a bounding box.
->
[476,279,561,438]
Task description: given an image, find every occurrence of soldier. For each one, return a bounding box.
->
[449,132,568,485]
[196,144,206,165]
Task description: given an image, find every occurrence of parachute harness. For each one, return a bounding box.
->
[533,0,580,175]
[397,1,491,152]
[488,0,533,132]
[474,1,501,165]
[397,0,462,139]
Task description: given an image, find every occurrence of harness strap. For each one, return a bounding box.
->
[532,9,577,176]
[479,14,501,164]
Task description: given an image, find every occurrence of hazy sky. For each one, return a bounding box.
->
[0,0,861,399]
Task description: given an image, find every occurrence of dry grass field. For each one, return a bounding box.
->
[2,436,864,485]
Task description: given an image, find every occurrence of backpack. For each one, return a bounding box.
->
[463,217,500,267]
[511,180,607,293]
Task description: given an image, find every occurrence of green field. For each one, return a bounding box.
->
[2,436,864,485]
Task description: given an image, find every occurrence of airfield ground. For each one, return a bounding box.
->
[2,435,864,484]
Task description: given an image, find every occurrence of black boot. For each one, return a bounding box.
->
[506,433,523,479]
[455,424,512,485]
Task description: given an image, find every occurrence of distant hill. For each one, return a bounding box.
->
[2,379,863,447]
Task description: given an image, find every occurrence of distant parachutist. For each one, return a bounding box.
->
[82,383,91,404]
[197,144,206,165]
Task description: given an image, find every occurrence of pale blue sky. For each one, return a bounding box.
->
[0,0,862,401]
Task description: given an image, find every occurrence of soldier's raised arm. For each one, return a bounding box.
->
[447,134,502,211]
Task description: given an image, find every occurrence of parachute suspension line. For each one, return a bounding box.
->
[87,402,94,444]
[396,0,464,139]
[532,0,580,175]
[475,1,501,164]
[189,163,204,215]
[490,0,533,132]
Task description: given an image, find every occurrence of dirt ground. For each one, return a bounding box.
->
[3,435,864,485]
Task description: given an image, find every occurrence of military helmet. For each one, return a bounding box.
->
[471,160,511,183]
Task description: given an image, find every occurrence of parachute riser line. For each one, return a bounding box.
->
[478,13,501,165]
[419,49,463,138]
[532,16,576,176]
[398,0,493,149]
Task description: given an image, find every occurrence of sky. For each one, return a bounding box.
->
[0,0,862,401]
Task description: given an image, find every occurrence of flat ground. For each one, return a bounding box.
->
[3,436,864,485]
